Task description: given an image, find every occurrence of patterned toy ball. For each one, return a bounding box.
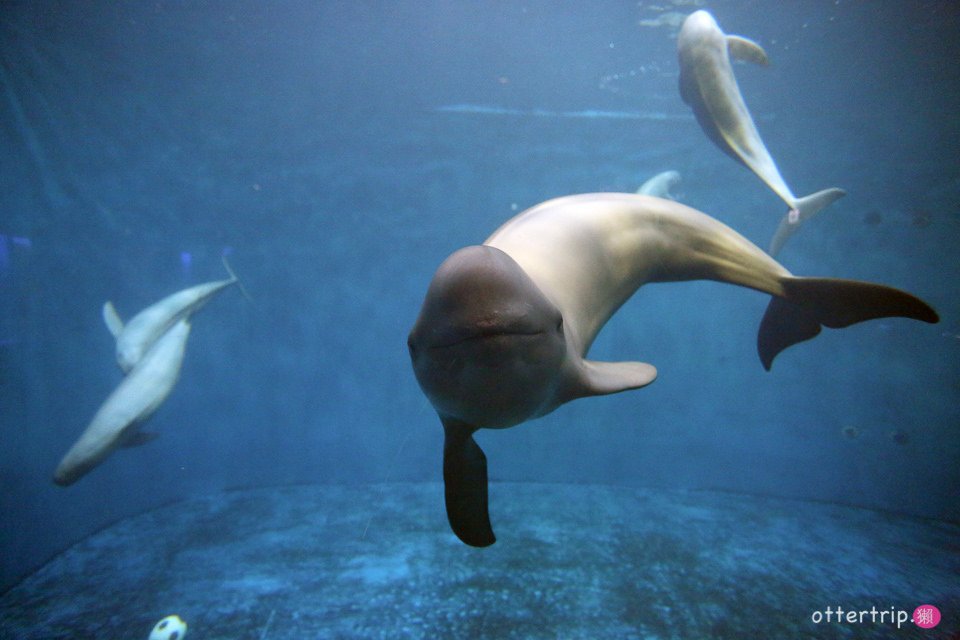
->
[149,615,187,640]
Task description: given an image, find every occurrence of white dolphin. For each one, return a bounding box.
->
[677,10,845,255]
[103,258,237,372]
[54,319,191,486]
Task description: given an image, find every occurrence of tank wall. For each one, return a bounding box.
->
[1,1,957,590]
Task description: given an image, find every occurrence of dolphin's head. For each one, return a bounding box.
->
[679,10,720,41]
[678,10,724,70]
[408,245,568,429]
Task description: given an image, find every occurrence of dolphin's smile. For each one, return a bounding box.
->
[426,326,547,351]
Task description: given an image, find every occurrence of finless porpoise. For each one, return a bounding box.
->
[408,193,938,546]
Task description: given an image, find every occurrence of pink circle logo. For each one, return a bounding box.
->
[912,604,941,629]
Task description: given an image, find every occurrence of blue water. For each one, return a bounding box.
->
[1,0,958,632]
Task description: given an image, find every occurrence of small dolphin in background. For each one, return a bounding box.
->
[54,319,191,486]
[408,193,938,547]
[103,257,238,372]
[637,170,682,200]
[677,10,845,256]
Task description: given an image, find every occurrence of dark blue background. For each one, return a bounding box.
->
[1,1,957,590]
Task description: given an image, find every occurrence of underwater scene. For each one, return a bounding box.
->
[1,1,958,638]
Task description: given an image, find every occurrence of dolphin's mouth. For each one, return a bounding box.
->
[428,327,545,351]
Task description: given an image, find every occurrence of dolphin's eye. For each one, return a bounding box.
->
[556,317,564,333]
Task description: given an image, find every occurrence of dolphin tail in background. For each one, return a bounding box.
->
[220,254,253,302]
[768,188,846,256]
[442,417,496,547]
[758,277,939,370]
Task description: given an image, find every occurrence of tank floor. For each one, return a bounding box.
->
[1,483,957,639]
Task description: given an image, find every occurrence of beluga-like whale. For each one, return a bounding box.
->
[54,319,192,486]
[408,193,938,547]
[678,10,845,256]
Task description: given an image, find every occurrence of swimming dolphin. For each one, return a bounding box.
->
[408,193,938,547]
[637,170,681,200]
[54,319,191,486]
[677,10,845,256]
[103,258,237,372]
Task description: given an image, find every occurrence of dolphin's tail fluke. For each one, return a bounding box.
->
[758,277,938,370]
[442,418,496,547]
[220,254,253,302]
[768,188,846,256]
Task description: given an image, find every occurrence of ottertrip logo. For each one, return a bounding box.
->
[810,604,941,630]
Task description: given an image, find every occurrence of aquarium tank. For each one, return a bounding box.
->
[1,1,957,638]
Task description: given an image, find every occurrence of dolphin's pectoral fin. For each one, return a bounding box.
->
[758,277,939,370]
[726,35,769,66]
[102,301,124,338]
[579,360,658,397]
[442,417,496,547]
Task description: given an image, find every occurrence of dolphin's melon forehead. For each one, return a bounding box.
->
[425,245,535,309]
[408,244,559,350]
[434,245,519,283]
[685,9,716,29]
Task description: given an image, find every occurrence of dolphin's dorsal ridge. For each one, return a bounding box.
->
[102,301,124,338]
[579,360,658,397]
[726,35,769,66]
